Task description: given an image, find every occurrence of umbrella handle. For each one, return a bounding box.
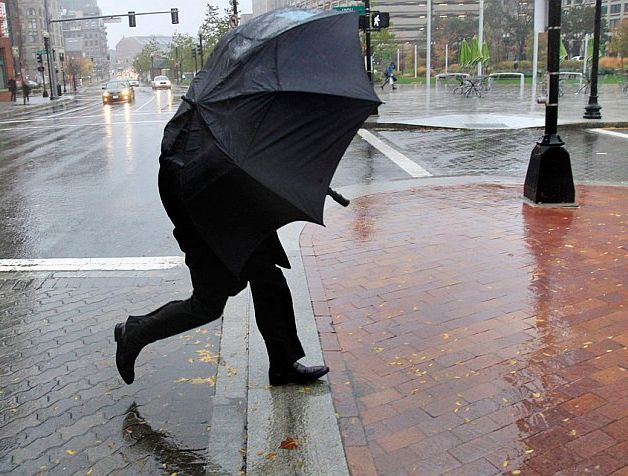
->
[327,188,350,207]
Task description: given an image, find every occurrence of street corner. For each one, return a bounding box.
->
[0,270,221,474]
[302,183,627,475]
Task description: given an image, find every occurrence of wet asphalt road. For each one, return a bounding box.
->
[0,86,625,262]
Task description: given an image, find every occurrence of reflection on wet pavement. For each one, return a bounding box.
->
[303,184,626,475]
[0,270,220,474]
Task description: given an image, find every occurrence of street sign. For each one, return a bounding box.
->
[229,14,239,28]
[35,49,46,55]
[334,5,365,14]
[103,17,122,23]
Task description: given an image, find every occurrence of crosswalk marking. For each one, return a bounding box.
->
[358,129,432,178]
[588,128,628,139]
[0,257,184,272]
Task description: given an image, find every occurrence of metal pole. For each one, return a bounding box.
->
[523,0,575,204]
[414,44,417,78]
[426,0,431,87]
[175,46,179,84]
[583,0,602,119]
[44,36,54,99]
[478,0,484,76]
[365,0,373,81]
[445,44,448,73]
[198,34,204,66]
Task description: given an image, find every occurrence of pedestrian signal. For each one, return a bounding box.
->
[171,8,179,24]
[128,11,136,27]
[371,12,390,29]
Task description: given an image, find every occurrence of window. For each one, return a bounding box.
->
[609,18,619,27]
[601,5,607,14]
[610,3,621,13]
[27,8,36,16]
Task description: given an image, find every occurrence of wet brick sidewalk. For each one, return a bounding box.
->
[0,269,220,475]
[302,184,627,475]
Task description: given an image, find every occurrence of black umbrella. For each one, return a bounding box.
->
[160,8,381,276]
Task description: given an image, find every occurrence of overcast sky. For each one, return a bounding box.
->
[97,0,253,49]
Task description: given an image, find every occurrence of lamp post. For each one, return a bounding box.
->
[583,0,602,119]
[42,31,56,99]
[523,0,575,204]
[150,54,154,80]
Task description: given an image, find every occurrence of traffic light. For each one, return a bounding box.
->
[171,8,179,24]
[36,53,43,63]
[59,52,64,62]
[191,47,197,57]
[128,11,136,27]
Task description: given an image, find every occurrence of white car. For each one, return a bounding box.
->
[129,79,140,87]
[151,75,172,90]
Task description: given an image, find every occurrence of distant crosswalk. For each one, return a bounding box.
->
[588,128,628,139]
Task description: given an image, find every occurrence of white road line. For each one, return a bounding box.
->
[588,128,628,139]
[133,96,156,112]
[358,129,432,178]
[0,256,185,272]
[0,119,168,131]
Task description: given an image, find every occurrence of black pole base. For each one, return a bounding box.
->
[583,100,602,119]
[42,90,49,98]
[524,139,576,204]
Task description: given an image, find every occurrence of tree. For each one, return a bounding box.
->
[132,39,163,82]
[608,19,628,63]
[66,56,92,79]
[562,5,609,57]
[199,3,230,55]
[167,33,197,79]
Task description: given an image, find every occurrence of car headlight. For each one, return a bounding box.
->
[121,89,129,95]
[103,92,110,96]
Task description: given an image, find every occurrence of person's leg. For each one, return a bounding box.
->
[115,161,244,384]
[244,239,328,385]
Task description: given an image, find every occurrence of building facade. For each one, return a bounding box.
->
[7,0,64,87]
[60,0,109,80]
[0,1,17,101]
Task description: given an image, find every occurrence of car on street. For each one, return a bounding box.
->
[129,79,140,87]
[102,79,135,105]
[151,75,172,90]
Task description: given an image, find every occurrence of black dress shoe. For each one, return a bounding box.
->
[114,322,142,385]
[269,362,329,386]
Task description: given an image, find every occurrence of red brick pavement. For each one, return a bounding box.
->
[301,184,627,475]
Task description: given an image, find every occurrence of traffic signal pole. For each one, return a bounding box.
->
[364,0,372,81]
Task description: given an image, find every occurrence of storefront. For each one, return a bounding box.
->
[0,1,16,102]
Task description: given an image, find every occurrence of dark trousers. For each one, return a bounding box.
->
[127,161,305,369]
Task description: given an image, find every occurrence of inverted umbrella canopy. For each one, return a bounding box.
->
[161,9,381,276]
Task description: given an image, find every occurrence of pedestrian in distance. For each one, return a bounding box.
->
[381,62,397,90]
[22,83,31,104]
[8,78,17,102]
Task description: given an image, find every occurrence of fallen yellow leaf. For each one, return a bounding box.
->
[279,437,299,449]
[65,450,77,456]
[512,471,521,475]
[265,452,277,461]
[373,347,384,353]
[503,460,509,468]
[532,392,542,398]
